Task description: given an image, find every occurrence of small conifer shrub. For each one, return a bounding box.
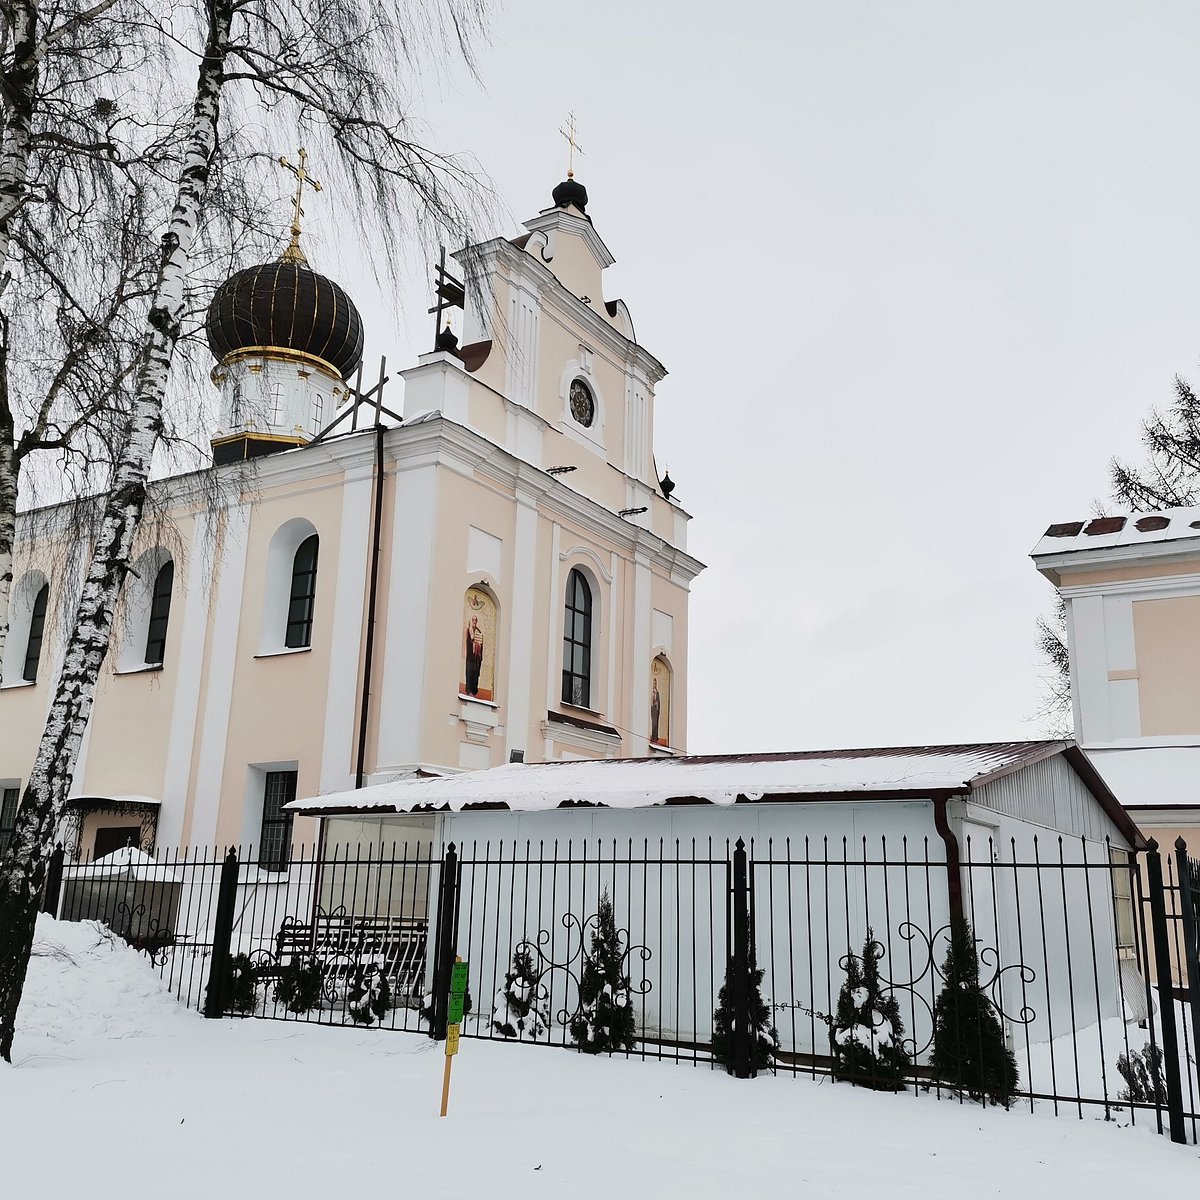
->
[491,946,550,1040]
[1116,1043,1167,1106]
[712,914,779,1073]
[226,953,259,1015]
[347,965,391,1026]
[274,955,324,1014]
[829,930,911,1090]
[930,918,1019,1106]
[570,890,636,1054]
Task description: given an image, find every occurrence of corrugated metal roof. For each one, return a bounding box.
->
[289,741,1077,816]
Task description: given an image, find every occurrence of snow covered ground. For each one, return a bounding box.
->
[4,916,1197,1198]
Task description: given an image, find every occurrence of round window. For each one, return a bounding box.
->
[569,378,595,428]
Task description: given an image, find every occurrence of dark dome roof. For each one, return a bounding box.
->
[552,176,588,213]
[206,260,364,379]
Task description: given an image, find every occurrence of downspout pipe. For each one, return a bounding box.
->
[933,793,965,924]
[355,423,386,789]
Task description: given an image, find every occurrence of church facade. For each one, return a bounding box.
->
[0,175,703,862]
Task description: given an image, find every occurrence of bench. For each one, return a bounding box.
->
[272,911,428,1001]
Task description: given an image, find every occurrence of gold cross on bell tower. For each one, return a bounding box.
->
[559,112,584,179]
[278,147,322,264]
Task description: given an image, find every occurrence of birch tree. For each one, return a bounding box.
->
[0,0,165,666]
[0,0,491,1062]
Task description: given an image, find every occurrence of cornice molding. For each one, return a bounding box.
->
[1034,537,1200,576]
[1060,573,1200,600]
[386,416,704,582]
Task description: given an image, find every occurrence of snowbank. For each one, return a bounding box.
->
[18,913,196,1048]
[4,917,1196,1197]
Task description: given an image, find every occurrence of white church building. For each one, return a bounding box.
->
[0,172,703,863]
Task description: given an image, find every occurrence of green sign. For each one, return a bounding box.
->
[450,961,469,996]
[448,993,465,1024]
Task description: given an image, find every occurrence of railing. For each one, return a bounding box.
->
[44,833,1200,1143]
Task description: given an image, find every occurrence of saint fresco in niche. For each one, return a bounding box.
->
[651,656,671,747]
[461,587,497,701]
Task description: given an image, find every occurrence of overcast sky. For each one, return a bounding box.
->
[311,2,1200,755]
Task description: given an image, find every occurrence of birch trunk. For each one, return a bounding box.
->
[0,0,40,664]
[0,0,39,277]
[0,0,232,1064]
[0,413,16,666]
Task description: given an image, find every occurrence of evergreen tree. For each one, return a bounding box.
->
[1116,1042,1167,1106]
[225,953,259,1015]
[829,930,911,1090]
[570,890,636,1054]
[347,965,391,1026]
[274,954,323,1014]
[1110,375,1200,511]
[930,918,1019,1106]
[491,945,549,1040]
[711,914,778,1073]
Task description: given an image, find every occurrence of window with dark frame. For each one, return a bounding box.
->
[22,584,48,683]
[1110,847,1136,953]
[284,535,319,648]
[0,787,18,856]
[144,561,175,665]
[561,567,593,709]
[259,770,297,870]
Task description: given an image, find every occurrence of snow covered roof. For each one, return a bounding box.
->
[289,740,1107,814]
[67,794,162,807]
[76,845,181,883]
[1031,504,1200,570]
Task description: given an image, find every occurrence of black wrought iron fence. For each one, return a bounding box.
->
[43,832,1200,1144]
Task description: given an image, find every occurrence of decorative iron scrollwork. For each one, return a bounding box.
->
[514,909,653,1032]
[825,923,1038,1060]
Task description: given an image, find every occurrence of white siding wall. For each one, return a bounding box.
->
[974,755,1128,845]
[439,800,947,1057]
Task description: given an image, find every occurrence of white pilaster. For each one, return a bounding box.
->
[506,496,539,762]
[545,522,562,715]
[606,549,619,729]
[190,504,251,847]
[629,556,652,756]
[1070,595,1112,743]
[157,513,218,847]
[319,467,374,794]
[375,462,438,769]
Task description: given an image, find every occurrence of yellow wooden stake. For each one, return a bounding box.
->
[439,1053,453,1118]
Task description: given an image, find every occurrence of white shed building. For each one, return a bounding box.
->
[289,741,1144,1065]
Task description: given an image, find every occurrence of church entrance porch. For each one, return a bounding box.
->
[61,795,160,863]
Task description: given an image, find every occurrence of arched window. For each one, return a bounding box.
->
[285,535,319,649]
[561,568,593,708]
[143,561,175,665]
[22,584,49,683]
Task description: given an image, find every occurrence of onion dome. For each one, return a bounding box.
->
[205,259,364,380]
[436,322,460,353]
[552,175,588,213]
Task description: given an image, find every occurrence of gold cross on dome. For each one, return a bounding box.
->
[278,147,323,264]
[559,112,584,179]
